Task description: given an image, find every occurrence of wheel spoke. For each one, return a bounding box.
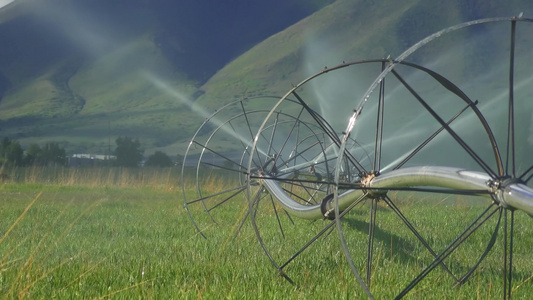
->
[271,106,306,169]
[382,194,458,282]
[278,218,336,270]
[503,209,516,299]
[276,154,337,178]
[192,140,248,170]
[519,164,533,182]
[269,194,286,238]
[373,61,386,172]
[281,186,319,205]
[391,69,498,178]
[233,208,250,238]
[185,184,247,206]
[228,120,261,170]
[395,204,500,299]
[455,206,501,285]
[506,20,517,177]
[200,161,245,174]
[267,112,280,157]
[278,191,368,272]
[366,198,378,285]
[206,186,247,212]
[240,100,265,167]
[292,91,368,175]
[393,100,479,171]
[249,188,279,264]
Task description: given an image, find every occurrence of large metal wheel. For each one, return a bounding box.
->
[330,17,533,299]
[245,16,533,299]
[181,96,349,238]
[243,59,388,285]
[181,96,282,238]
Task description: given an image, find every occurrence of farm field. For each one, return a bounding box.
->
[0,167,532,299]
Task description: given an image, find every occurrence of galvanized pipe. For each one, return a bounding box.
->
[260,166,533,220]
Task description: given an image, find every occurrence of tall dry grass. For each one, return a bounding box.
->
[0,166,185,190]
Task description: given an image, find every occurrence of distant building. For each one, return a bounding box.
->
[68,154,115,167]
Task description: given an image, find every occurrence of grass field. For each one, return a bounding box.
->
[0,167,532,299]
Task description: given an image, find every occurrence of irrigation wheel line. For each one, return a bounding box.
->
[242,17,533,299]
[182,16,533,299]
[331,16,533,299]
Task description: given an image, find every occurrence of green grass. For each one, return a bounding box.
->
[0,168,532,299]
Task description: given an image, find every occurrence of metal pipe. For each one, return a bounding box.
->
[260,166,533,220]
[502,183,533,215]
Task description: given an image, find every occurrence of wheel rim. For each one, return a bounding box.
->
[181,96,284,238]
[332,17,533,298]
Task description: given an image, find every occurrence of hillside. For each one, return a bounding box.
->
[0,0,532,156]
[198,0,533,107]
[0,0,328,155]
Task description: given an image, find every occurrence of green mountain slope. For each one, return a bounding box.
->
[0,0,532,156]
[0,31,197,154]
[198,0,533,108]
[0,0,329,155]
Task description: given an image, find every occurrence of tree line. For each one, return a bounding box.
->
[0,138,66,167]
[0,136,175,168]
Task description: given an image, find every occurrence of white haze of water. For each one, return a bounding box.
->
[0,0,14,10]
[142,71,269,156]
[23,1,118,57]
[298,21,533,176]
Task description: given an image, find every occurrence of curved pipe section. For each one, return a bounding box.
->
[260,166,533,220]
